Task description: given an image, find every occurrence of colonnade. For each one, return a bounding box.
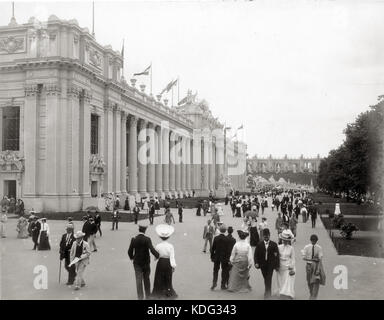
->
[98,109,225,199]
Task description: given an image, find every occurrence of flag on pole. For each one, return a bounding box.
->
[160,79,178,95]
[178,94,188,106]
[133,64,151,76]
[237,124,244,130]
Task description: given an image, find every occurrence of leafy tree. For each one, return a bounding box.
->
[318,97,383,202]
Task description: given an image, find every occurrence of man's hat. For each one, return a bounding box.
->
[227,226,234,234]
[74,231,85,239]
[138,224,148,233]
[155,224,175,238]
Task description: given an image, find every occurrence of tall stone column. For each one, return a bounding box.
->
[23,84,39,196]
[147,122,156,195]
[79,90,91,196]
[209,137,216,192]
[202,131,210,193]
[128,116,138,194]
[175,134,181,193]
[44,85,60,196]
[114,106,121,194]
[162,128,170,195]
[192,133,201,193]
[104,102,114,193]
[120,112,127,194]
[185,137,191,193]
[181,136,186,193]
[67,86,80,198]
[169,131,176,193]
[215,131,225,197]
[138,119,147,196]
[155,126,163,196]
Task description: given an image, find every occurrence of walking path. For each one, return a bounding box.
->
[1,198,383,300]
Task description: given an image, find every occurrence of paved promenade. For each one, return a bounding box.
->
[1,199,384,300]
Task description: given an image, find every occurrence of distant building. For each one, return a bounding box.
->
[0,15,246,212]
[247,154,322,174]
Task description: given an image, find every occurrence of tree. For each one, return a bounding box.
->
[318,97,383,202]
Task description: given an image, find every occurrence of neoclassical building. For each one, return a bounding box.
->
[0,15,246,213]
[248,154,322,174]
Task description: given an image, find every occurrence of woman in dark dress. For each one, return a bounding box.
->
[38,218,51,250]
[249,217,260,253]
[152,224,178,299]
[124,196,130,211]
[196,202,202,216]
[235,202,242,217]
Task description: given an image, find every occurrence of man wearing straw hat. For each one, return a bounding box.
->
[69,231,91,290]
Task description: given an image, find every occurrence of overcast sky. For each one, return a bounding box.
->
[1,0,383,158]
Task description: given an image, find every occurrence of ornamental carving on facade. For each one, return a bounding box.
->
[82,90,92,102]
[45,83,61,95]
[89,49,102,68]
[25,84,40,97]
[0,151,24,172]
[0,36,25,54]
[67,85,81,98]
[218,174,231,188]
[90,154,105,174]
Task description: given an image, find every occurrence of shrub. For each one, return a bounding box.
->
[340,222,359,240]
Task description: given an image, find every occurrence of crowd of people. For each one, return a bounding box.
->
[198,189,326,300]
[1,188,327,300]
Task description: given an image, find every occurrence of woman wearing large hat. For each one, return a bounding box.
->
[275,229,296,299]
[151,224,178,299]
[227,228,253,293]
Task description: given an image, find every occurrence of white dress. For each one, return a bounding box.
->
[275,244,295,298]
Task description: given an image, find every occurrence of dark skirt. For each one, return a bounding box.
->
[38,231,51,250]
[249,227,259,247]
[151,258,178,299]
[235,207,241,217]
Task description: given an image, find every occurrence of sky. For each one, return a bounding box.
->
[1,0,383,159]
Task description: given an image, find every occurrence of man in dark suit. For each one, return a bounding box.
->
[31,216,41,250]
[225,226,236,287]
[254,228,280,299]
[59,224,76,285]
[81,216,92,241]
[177,202,183,223]
[148,203,155,225]
[128,224,159,300]
[210,224,230,290]
[132,203,140,224]
[111,210,120,230]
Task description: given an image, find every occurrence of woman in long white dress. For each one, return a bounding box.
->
[227,230,253,293]
[275,229,295,299]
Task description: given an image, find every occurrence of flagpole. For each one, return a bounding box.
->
[171,85,174,107]
[92,1,95,37]
[177,76,180,104]
[150,62,152,96]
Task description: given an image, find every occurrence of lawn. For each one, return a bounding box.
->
[331,234,384,258]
